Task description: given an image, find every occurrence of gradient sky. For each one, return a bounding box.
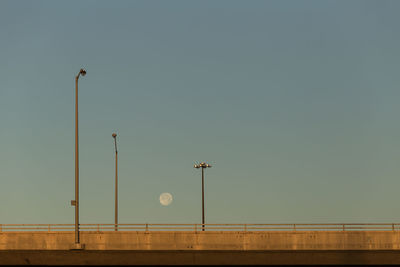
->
[1,0,400,224]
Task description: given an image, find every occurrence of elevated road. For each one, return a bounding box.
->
[1,223,400,265]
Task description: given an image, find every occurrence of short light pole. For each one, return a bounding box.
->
[72,68,86,248]
[194,162,212,231]
[112,133,118,231]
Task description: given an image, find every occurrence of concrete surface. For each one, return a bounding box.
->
[1,231,400,265]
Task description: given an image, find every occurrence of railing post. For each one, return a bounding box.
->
[145,223,149,232]
[293,224,296,231]
[393,224,395,231]
[342,224,345,231]
[48,224,51,232]
[194,224,197,232]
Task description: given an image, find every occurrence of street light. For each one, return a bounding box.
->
[194,162,212,231]
[71,68,86,249]
[112,133,118,231]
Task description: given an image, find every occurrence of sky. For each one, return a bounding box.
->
[1,0,400,225]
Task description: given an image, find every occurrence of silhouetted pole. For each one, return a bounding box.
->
[194,162,212,231]
[202,167,205,229]
[112,133,118,231]
[74,68,86,246]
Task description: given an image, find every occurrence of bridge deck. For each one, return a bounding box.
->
[1,229,400,265]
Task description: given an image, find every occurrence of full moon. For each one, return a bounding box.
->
[159,192,173,206]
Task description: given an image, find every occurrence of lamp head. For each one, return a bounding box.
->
[79,69,86,76]
[112,133,117,138]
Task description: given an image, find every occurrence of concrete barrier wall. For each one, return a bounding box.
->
[1,231,400,250]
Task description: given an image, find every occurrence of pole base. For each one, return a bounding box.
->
[70,243,85,250]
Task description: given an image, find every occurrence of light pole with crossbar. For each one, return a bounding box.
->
[194,162,212,231]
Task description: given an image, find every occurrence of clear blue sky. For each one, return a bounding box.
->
[1,0,400,224]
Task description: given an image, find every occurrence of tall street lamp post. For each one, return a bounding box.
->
[112,133,118,231]
[194,162,212,231]
[72,68,86,248]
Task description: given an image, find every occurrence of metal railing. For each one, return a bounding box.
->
[1,223,400,232]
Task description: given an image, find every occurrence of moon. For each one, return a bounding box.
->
[159,192,173,206]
